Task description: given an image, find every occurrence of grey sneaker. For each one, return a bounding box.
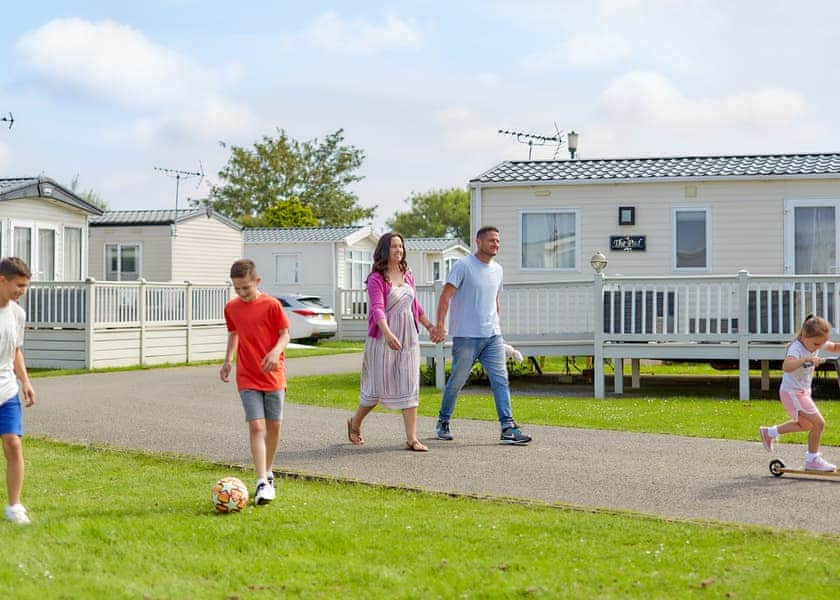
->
[436,419,453,440]
[500,424,532,445]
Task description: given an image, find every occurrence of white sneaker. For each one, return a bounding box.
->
[255,480,275,505]
[5,504,30,525]
[804,453,837,472]
[266,472,275,489]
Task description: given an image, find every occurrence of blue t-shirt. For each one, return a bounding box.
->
[446,254,503,337]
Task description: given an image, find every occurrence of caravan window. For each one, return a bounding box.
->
[274,253,301,284]
[13,226,32,266]
[105,244,140,281]
[673,208,709,270]
[345,249,372,289]
[64,227,83,280]
[38,228,56,280]
[520,211,578,270]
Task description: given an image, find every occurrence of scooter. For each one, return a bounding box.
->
[769,458,840,479]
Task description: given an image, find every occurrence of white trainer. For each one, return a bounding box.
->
[804,453,837,472]
[255,480,275,505]
[5,504,30,525]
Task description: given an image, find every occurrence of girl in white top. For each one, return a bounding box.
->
[760,314,840,471]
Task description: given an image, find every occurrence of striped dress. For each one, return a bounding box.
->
[359,284,420,409]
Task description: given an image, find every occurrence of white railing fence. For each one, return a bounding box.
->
[24,280,232,328]
[337,280,595,340]
[597,272,840,342]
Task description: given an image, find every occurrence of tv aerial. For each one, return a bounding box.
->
[498,123,578,160]
[154,163,205,235]
[1,112,14,130]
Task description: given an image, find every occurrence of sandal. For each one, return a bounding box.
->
[405,440,428,452]
[347,418,364,445]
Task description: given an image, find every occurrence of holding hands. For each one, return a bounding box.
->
[420,318,445,344]
[429,324,446,344]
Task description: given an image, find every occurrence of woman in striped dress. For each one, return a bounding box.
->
[347,232,434,451]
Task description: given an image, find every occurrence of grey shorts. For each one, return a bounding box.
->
[239,389,285,422]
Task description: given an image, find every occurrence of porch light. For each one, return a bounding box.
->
[590,250,607,273]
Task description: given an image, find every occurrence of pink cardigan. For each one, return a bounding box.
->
[366,271,426,338]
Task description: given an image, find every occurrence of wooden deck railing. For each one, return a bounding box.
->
[337,271,840,399]
[24,279,232,328]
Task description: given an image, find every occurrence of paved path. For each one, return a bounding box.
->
[26,353,840,535]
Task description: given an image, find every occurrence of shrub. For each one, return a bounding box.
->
[420,358,531,386]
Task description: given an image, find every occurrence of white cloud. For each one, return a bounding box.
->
[433,107,493,152]
[15,18,254,147]
[597,0,705,16]
[303,11,421,54]
[128,97,256,147]
[523,33,629,71]
[599,71,808,131]
[0,141,10,167]
[15,18,225,108]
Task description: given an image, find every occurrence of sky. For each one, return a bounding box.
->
[1,0,839,228]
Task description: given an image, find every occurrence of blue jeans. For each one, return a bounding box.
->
[438,335,514,427]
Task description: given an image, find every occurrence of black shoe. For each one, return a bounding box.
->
[500,424,532,445]
[436,419,453,440]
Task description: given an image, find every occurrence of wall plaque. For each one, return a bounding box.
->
[610,235,646,251]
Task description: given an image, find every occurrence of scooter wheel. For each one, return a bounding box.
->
[769,459,786,477]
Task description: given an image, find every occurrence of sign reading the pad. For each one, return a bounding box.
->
[610,235,646,251]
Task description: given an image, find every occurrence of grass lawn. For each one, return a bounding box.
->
[1,439,837,598]
[286,373,840,447]
[284,340,363,359]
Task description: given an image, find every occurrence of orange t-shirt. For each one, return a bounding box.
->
[224,294,290,391]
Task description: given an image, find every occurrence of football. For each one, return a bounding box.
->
[212,477,249,513]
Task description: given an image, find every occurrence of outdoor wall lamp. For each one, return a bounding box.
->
[567,131,579,159]
[590,250,608,273]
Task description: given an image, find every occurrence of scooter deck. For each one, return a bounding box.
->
[769,459,840,479]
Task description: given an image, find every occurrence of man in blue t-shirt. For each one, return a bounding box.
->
[430,226,532,444]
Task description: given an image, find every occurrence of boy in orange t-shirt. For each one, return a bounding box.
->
[220,259,291,505]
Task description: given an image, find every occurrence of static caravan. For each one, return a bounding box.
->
[89,208,243,283]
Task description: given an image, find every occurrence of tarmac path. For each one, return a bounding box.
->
[26,352,840,535]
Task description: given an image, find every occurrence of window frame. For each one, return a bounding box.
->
[63,226,84,281]
[518,208,580,272]
[783,198,840,274]
[273,252,302,285]
[36,225,57,281]
[104,242,142,281]
[345,248,373,289]
[671,206,711,272]
[11,220,34,268]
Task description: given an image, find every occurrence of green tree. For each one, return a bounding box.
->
[69,174,109,210]
[206,128,375,226]
[387,188,470,242]
[239,197,319,227]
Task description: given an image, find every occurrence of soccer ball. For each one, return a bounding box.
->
[212,477,249,513]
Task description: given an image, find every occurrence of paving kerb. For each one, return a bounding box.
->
[27,352,840,535]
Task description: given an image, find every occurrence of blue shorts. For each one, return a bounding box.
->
[238,389,284,422]
[0,395,23,437]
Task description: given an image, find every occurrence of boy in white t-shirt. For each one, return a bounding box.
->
[0,257,35,523]
[760,314,840,471]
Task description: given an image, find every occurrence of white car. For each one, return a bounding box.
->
[276,294,338,341]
